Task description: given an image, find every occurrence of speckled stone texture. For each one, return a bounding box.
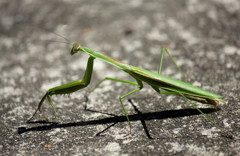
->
[0,0,239,155]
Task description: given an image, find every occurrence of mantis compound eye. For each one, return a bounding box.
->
[70,43,81,55]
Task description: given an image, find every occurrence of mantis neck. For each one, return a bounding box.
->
[80,46,128,70]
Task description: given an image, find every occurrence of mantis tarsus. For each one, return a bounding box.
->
[28,41,227,135]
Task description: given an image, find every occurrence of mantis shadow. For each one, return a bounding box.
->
[18,100,220,139]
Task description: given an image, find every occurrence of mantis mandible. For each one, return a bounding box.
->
[28,42,226,133]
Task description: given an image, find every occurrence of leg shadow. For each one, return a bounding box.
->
[18,102,219,136]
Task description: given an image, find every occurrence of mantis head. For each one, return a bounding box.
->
[71,43,81,55]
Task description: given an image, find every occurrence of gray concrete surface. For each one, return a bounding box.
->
[0,0,239,155]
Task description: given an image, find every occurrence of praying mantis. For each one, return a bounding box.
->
[28,41,226,134]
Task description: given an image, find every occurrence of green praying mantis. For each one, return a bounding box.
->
[28,39,226,134]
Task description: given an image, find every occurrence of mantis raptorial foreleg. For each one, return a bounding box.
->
[158,47,188,81]
[28,93,53,121]
[28,56,95,121]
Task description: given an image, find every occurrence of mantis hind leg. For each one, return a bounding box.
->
[179,93,232,138]
[178,93,223,130]
[158,47,188,81]
[152,85,215,118]
[151,86,225,134]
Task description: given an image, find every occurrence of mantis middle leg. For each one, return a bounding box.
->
[87,76,143,133]
[85,77,139,110]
